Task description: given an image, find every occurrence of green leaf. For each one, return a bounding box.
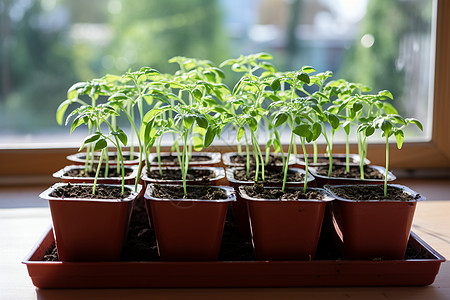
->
[56,99,71,125]
[365,126,375,137]
[270,78,281,91]
[193,136,204,151]
[182,115,195,129]
[394,130,404,149]
[245,115,258,132]
[196,115,209,129]
[383,102,398,114]
[327,113,340,129]
[293,124,311,138]
[192,88,202,99]
[117,129,128,146]
[274,112,288,127]
[143,108,163,123]
[352,102,363,112]
[273,138,281,152]
[378,90,394,100]
[83,133,101,144]
[204,126,217,148]
[296,72,310,84]
[311,122,322,140]
[406,118,424,131]
[94,138,107,151]
[343,122,351,135]
[257,52,273,60]
[381,119,393,135]
[237,126,245,142]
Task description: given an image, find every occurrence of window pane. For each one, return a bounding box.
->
[0,0,434,147]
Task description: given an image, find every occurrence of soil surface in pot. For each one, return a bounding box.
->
[50,183,132,199]
[79,153,137,161]
[147,168,216,181]
[233,167,304,183]
[149,184,228,200]
[63,167,134,178]
[315,165,383,179]
[151,154,211,164]
[229,154,286,166]
[41,196,433,262]
[243,185,325,201]
[298,156,350,164]
[329,185,421,201]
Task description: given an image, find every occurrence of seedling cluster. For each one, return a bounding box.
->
[58,53,422,196]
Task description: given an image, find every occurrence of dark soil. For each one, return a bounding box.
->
[63,167,134,178]
[146,168,216,181]
[79,153,137,162]
[229,154,286,166]
[41,194,432,262]
[315,165,384,179]
[149,184,228,200]
[233,167,304,183]
[243,184,325,201]
[50,183,131,200]
[298,156,350,164]
[328,185,421,201]
[151,154,211,164]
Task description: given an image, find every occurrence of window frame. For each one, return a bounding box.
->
[1,0,449,183]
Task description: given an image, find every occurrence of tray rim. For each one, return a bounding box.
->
[22,227,446,288]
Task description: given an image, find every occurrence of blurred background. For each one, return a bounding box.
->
[0,0,435,147]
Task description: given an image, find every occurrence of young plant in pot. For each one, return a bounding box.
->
[142,77,234,261]
[325,113,424,260]
[139,77,226,188]
[308,89,398,187]
[41,103,139,261]
[238,89,333,260]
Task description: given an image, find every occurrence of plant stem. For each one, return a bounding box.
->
[300,137,309,193]
[282,131,294,192]
[92,148,105,195]
[244,130,250,178]
[385,136,389,198]
[345,133,350,173]
[251,132,260,183]
[313,141,318,164]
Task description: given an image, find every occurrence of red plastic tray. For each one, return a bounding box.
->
[23,228,445,289]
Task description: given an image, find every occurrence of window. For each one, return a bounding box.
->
[0,0,449,181]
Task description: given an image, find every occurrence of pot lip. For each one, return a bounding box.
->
[141,166,225,183]
[222,151,297,167]
[297,153,371,166]
[39,183,140,203]
[309,165,397,182]
[147,152,221,165]
[238,185,334,202]
[52,165,138,180]
[323,184,426,202]
[144,184,236,203]
[66,151,142,165]
[226,167,315,185]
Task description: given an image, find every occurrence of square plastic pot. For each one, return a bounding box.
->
[324,184,425,260]
[309,165,396,188]
[39,183,139,261]
[296,153,370,168]
[144,184,236,261]
[238,186,333,260]
[66,151,142,166]
[226,167,315,238]
[52,165,138,185]
[222,152,297,168]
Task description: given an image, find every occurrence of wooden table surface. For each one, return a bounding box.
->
[1,183,449,300]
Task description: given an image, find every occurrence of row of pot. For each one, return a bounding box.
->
[40,151,423,262]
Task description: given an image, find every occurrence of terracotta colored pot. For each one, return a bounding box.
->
[324,184,425,260]
[222,152,297,168]
[296,153,370,168]
[66,151,142,166]
[39,183,139,261]
[309,165,396,188]
[52,165,138,185]
[148,152,221,167]
[144,184,235,261]
[238,186,333,260]
[141,166,227,188]
[226,167,315,238]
